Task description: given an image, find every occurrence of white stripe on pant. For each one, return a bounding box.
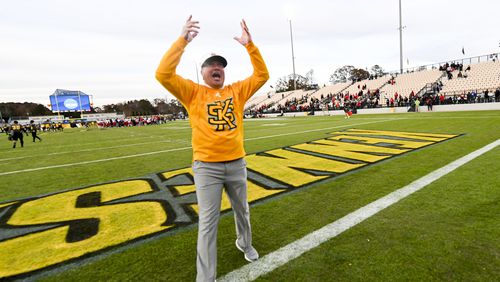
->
[193,158,253,282]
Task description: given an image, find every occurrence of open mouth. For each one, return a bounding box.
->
[212,72,221,79]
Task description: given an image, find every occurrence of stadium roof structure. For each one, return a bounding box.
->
[51,89,89,96]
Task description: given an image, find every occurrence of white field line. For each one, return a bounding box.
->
[0,117,389,161]
[0,134,157,157]
[0,147,192,176]
[0,119,394,176]
[218,139,500,282]
[0,139,180,162]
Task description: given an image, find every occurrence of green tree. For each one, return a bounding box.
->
[101,98,186,116]
[32,104,52,116]
[137,99,155,115]
[350,68,370,81]
[0,102,52,119]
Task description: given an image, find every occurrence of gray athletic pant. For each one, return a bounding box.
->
[193,158,253,282]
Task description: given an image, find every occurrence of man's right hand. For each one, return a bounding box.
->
[181,15,199,43]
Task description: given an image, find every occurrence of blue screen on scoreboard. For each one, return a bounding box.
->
[50,95,91,112]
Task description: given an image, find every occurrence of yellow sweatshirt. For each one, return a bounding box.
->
[156,37,269,162]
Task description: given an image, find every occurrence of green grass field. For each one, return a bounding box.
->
[1,110,499,281]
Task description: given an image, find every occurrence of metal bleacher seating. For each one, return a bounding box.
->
[440,61,500,95]
[379,69,443,100]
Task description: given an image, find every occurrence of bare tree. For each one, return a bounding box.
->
[329,65,355,83]
[370,65,386,77]
[275,74,309,92]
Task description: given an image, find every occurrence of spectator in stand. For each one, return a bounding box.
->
[320,103,328,116]
[439,94,444,105]
[471,90,477,103]
[466,92,472,103]
[426,96,433,111]
[414,98,420,112]
[484,90,490,102]
[334,99,340,109]
[495,88,500,102]
[343,101,351,119]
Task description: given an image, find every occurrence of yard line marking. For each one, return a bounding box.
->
[0,119,395,176]
[0,139,180,162]
[0,135,157,157]
[0,147,193,176]
[218,139,500,282]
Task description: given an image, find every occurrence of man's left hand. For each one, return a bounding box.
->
[234,19,252,46]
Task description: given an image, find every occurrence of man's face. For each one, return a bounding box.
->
[201,61,225,89]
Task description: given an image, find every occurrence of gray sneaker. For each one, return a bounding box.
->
[235,239,259,262]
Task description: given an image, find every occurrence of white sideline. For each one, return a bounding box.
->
[218,139,500,282]
[0,139,179,162]
[0,119,393,176]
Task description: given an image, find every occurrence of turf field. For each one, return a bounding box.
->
[0,110,499,281]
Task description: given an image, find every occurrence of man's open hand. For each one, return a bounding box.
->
[181,15,199,43]
[234,19,252,46]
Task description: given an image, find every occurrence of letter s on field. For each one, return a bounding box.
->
[0,180,173,279]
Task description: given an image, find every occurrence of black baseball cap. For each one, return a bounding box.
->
[201,53,227,68]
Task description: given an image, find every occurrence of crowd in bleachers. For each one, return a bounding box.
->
[96,115,176,128]
[440,62,467,80]
[275,93,312,113]
[246,54,500,115]
[437,88,500,104]
[250,85,384,116]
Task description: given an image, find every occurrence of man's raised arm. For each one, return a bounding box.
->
[155,16,200,104]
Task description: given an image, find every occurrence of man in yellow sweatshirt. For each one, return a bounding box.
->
[156,16,269,282]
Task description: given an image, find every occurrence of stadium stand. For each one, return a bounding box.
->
[342,75,391,98]
[245,92,270,110]
[278,89,316,107]
[379,69,443,101]
[245,53,500,114]
[306,83,351,101]
[439,61,500,97]
[249,89,297,113]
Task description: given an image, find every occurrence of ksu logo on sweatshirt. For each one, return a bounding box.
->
[207,97,236,131]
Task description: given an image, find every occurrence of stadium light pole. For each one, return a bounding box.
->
[289,19,297,90]
[398,0,404,74]
[195,62,200,84]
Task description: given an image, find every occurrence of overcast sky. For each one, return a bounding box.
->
[1,0,499,107]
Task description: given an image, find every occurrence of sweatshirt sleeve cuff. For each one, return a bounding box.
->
[176,36,189,48]
[245,41,256,51]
